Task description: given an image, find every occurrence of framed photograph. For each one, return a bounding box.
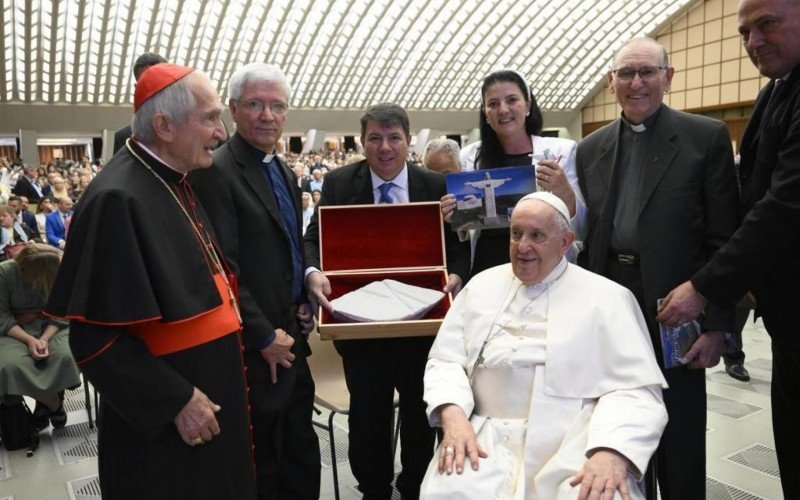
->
[445,165,536,232]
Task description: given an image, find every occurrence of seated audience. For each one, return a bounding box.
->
[423,139,461,174]
[45,197,73,249]
[0,244,80,429]
[49,177,70,201]
[12,165,45,203]
[301,192,314,234]
[8,195,40,240]
[0,205,35,260]
[303,169,325,193]
[35,196,55,235]
[421,193,667,500]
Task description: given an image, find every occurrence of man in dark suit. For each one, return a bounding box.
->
[8,195,39,239]
[304,103,470,500]
[113,53,167,154]
[12,165,44,203]
[658,1,800,496]
[190,63,320,500]
[575,37,739,500]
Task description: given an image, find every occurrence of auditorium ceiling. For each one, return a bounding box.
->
[1,0,699,111]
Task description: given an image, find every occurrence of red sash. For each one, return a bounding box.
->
[130,274,240,356]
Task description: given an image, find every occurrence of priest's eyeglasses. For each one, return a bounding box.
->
[611,66,667,82]
[234,99,289,116]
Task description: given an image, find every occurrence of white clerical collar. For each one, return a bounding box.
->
[622,117,647,133]
[621,106,661,133]
[133,139,187,179]
[370,164,409,191]
[262,152,276,163]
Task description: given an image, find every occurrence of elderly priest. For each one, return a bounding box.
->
[421,192,667,500]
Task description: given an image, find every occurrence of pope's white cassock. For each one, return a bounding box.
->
[421,258,668,499]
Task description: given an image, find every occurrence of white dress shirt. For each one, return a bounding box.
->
[370,165,409,204]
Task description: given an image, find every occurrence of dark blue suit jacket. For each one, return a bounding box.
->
[20,211,39,238]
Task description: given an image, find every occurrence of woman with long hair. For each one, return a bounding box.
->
[0,244,80,429]
[442,70,586,279]
[35,196,55,235]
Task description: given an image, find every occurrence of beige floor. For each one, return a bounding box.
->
[0,315,785,499]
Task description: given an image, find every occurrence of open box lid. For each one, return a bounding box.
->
[319,202,446,273]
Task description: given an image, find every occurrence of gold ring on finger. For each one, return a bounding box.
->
[192,437,204,446]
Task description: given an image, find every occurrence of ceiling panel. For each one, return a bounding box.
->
[1,0,698,111]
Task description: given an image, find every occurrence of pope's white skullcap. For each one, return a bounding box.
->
[516,192,570,222]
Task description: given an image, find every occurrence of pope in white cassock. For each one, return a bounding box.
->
[421,192,668,500]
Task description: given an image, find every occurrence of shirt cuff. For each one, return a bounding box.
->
[254,330,277,350]
[304,266,321,279]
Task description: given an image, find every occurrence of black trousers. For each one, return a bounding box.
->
[722,297,752,366]
[605,258,706,500]
[335,336,435,500]
[771,341,800,499]
[246,331,320,500]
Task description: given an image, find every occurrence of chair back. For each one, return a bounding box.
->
[307,332,351,413]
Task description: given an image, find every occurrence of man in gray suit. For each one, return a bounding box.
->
[575,37,739,500]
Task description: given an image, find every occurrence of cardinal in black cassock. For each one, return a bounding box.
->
[46,64,257,500]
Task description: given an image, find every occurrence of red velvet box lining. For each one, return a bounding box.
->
[321,270,451,325]
[320,203,445,272]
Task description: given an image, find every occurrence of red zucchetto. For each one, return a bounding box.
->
[133,63,195,111]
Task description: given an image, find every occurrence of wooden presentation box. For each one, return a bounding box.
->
[317,202,451,340]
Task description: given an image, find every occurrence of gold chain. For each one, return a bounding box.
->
[125,139,242,324]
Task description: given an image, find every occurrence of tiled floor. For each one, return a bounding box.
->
[0,316,785,499]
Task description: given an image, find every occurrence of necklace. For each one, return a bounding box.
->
[125,139,242,324]
[469,263,568,383]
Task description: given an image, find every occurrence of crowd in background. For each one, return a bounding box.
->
[0,148,402,242]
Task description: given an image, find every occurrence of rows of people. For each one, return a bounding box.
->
[1,1,797,498]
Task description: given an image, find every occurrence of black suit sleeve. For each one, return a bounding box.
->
[23,213,39,239]
[190,166,275,349]
[693,101,800,308]
[696,121,739,331]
